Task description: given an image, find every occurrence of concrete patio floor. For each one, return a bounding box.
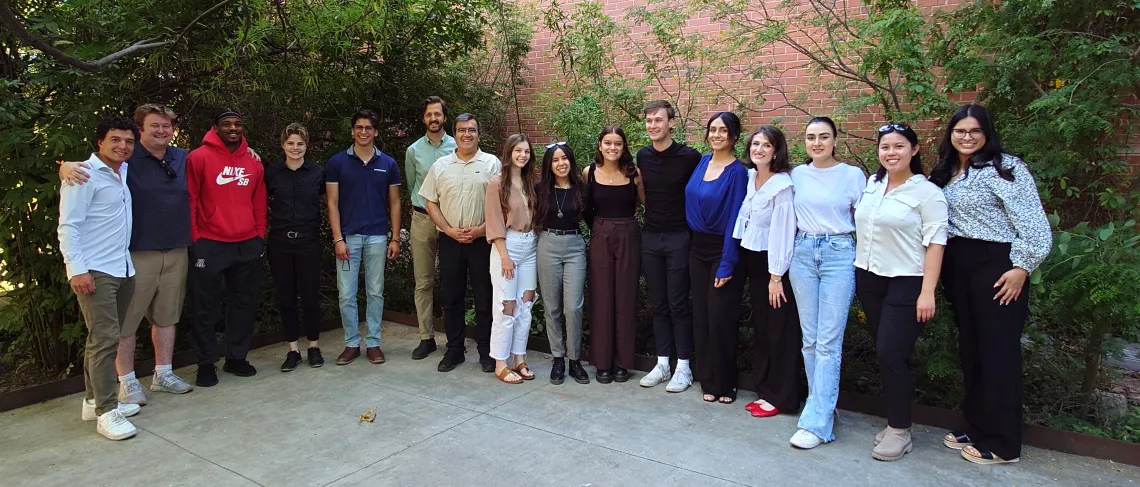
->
[3,322,1139,487]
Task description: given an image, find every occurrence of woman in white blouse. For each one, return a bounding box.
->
[730,125,803,419]
[854,123,948,462]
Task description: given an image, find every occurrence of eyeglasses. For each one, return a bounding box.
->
[156,159,176,179]
[878,123,910,133]
[545,141,568,149]
[951,128,985,140]
[352,125,376,133]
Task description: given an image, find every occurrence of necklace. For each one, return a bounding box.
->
[555,187,568,218]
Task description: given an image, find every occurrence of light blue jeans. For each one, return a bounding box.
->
[336,235,387,348]
[789,232,855,442]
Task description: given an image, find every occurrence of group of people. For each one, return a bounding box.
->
[58,97,1050,469]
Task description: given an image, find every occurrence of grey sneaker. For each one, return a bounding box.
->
[118,379,147,405]
[665,367,693,393]
[639,363,671,387]
[151,371,194,394]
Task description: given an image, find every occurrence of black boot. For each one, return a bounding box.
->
[568,360,590,384]
[550,357,566,385]
[412,338,437,360]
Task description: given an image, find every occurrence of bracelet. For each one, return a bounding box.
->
[770,277,782,283]
[334,238,345,244]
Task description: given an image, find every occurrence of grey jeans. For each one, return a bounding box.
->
[537,231,587,360]
[76,271,134,416]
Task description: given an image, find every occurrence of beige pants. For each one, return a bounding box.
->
[76,271,134,416]
[410,210,439,339]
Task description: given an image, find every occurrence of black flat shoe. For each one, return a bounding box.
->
[568,360,590,384]
[597,369,613,384]
[412,338,437,360]
[613,367,630,383]
[307,347,324,368]
[280,351,302,372]
[550,357,565,385]
[479,354,495,373]
[438,350,464,372]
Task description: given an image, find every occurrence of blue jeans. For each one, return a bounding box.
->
[789,232,855,442]
[336,235,387,348]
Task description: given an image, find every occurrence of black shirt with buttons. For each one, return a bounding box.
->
[265,160,325,234]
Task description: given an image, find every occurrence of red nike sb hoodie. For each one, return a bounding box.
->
[187,129,267,242]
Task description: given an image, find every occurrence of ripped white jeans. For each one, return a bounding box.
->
[489,230,538,360]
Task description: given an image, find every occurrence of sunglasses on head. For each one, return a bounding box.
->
[545,141,568,149]
[878,123,911,133]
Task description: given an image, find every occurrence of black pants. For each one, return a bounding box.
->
[743,249,804,412]
[856,268,924,428]
[690,231,745,397]
[942,238,1027,460]
[268,234,322,342]
[642,230,693,360]
[190,237,264,366]
[438,234,492,355]
[588,217,641,371]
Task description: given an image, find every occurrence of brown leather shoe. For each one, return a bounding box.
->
[366,347,385,364]
[336,347,360,366]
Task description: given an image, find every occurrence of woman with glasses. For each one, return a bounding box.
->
[686,112,749,404]
[729,125,802,418]
[535,142,590,385]
[787,116,867,449]
[929,105,1051,465]
[854,123,948,461]
[486,134,539,384]
[583,126,644,384]
[266,123,327,370]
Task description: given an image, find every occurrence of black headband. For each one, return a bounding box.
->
[215,109,242,125]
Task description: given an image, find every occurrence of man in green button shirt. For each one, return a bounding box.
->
[405,96,457,359]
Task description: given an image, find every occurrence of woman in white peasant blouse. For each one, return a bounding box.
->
[729,125,804,419]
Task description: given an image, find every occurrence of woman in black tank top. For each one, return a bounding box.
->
[582,125,643,384]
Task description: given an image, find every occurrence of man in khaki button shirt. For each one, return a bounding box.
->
[418,113,501,374]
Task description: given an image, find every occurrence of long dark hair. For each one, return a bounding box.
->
[873,123,924,182]
[705,111,742,156]
[534,143,585,229]
[593,125,636,178]
[498,134,537,223]
[743,125,790,173]
[929,104,1012,187]
[803,116,838,164]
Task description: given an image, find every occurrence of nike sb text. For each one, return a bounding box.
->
[216,166,250,186]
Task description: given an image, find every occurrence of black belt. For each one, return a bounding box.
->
[278,231,315,239]
[413,206,428,215]
[545,228,580,236]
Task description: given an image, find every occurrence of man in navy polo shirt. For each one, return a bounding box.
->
[326,109,402,366]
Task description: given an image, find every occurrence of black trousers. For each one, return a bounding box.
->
[855,268,923,428]
[743,249,804,412]
[690,231,745,397]
[588,217,641,371]
[438,234,492,355]
[268,234,322,342]
[942,238,1027,460]
[642,230,693,360]
[190,237,264,366]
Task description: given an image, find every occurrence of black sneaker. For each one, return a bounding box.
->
[568,360,590,384]
[479,354,495,373]
[437,350,464,372]
[412,338,437,360]
[614,367,630,383]
[550,357,566,385]
[281,351,302,372]
[307,347,324,368]
[223,359,258,377]
[597,369,613,384]
[196,365,218,387]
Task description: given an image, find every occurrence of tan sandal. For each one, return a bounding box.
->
[514,361,535,380]
[961,445,1019,465]
[496,367,522,384]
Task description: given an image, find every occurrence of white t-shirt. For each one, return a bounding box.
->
[790,162,867,235]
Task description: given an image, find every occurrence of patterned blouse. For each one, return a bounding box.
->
[942,153,1052,272]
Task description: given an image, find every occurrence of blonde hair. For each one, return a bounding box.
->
[133,103,177,126]
[280,123,309,144]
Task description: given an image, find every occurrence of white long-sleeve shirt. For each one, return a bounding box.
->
[731,170,796,275]
[58,153,135,279]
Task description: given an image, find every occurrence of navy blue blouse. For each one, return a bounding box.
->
[685,154,749,278]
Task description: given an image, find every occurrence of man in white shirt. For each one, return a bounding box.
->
[58,115,142,441]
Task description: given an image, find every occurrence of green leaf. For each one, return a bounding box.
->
[1099,227,1114,241]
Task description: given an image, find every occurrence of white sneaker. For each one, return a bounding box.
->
[81,398,141,421]
[665,367,692,393]
[790,429,823,449]
[151,371,194,394]
[96,410,137,441]
[639,363,672,388]
[118,379,147,405]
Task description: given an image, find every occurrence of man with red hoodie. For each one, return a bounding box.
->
[187,109,267,387]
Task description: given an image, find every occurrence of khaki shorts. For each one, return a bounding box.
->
[121,248,188,336]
